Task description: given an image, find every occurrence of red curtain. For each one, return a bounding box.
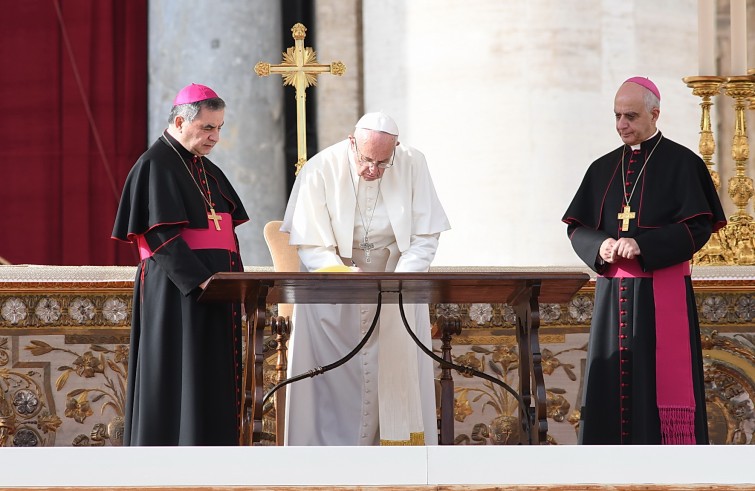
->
[1,0,147,266]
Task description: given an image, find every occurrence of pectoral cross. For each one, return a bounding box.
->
[254,23,345,175]
[360,236,375,264]
[617,205,636,232]
[207,207,223,231]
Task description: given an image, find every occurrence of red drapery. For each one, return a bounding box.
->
[1,0,147,266]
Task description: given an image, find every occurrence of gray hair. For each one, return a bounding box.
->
[643,90,660,112]
[168,97,225,124]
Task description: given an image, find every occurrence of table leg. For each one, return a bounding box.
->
[240,284,268,445]
[512,280,547,444]
[438,315,461,445]
[271,315,291,446]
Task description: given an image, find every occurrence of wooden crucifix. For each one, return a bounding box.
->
[254,23,346,175]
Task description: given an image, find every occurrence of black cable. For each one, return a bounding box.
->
[262,291,383,407]
[397,292,533,444]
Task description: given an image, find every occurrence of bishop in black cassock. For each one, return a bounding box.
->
[562,77,726,444]
[112,84,249,445]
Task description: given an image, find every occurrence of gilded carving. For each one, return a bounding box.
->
[567,295,593,322]
[102,298,128,324]
[1,298,27,324]
[0,337,61,446]
[35,298,62,324]
[449,343,579,445]
[468,303,493,325]
[0,293,132,328]
[700,295,729,322]
[24,340,127,446]
[701,330,755,444]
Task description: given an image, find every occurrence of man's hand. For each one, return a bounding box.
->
[612,237,641,260]
[600,237,617,263]
[600,237,642,263]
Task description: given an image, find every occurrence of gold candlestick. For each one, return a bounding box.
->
[722,76,755,265]
[684,76,726,185]
[683,76,732,265]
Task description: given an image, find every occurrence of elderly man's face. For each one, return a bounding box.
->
[614,83,659,146]
[175,108,224,156]
[352,132,397,181]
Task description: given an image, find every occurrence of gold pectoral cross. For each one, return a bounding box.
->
[617,205,636,232]
[254,23,345,175]
[207,207,222,231]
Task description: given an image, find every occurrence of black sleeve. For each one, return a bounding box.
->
[634,215,713,271]
[567,224,611,274]
[144,225,213,296]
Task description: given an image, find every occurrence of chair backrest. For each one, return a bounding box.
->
[263,221,299,273]
[263,220,299,319]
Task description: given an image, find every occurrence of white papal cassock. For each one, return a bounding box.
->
[281,138,451,445]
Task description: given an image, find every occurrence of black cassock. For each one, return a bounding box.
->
[112,132,249,445]
[562,132,726,444]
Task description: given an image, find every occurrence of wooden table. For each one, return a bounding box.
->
[200,270,589,445]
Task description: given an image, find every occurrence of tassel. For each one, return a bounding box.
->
[659,406,696,444]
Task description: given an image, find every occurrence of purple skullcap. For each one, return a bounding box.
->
[623,76,661,101]
[173,83,219,105]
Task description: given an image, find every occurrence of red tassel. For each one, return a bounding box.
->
[659,406,696,444]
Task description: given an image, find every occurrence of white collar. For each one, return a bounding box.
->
[631,129,659,150]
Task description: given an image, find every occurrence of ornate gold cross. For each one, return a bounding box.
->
[254,23,346,175]
[617,205,636,232]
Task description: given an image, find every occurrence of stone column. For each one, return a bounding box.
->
[148,0,285,266]
[314,1,364,147]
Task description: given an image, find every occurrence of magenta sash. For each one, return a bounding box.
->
[136,213,237,260]
[602,259,696,444]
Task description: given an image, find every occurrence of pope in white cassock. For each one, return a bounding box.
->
[281,112,451,445]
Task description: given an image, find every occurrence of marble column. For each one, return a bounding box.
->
[314,1,364,148]
[148,0,286,266]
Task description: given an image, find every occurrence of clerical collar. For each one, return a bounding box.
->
[161,130,196,159]
[631,129,660,151]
